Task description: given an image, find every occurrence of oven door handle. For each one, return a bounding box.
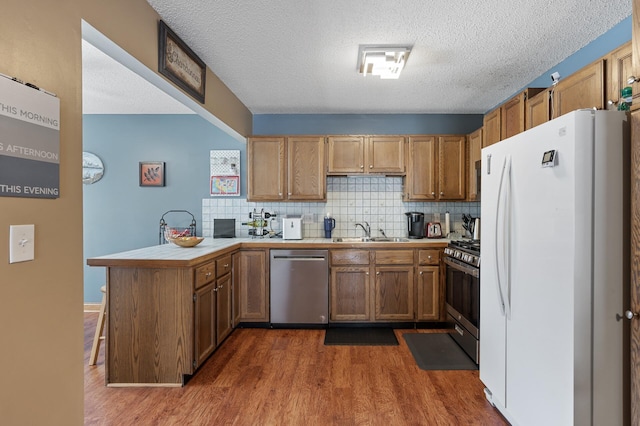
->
[444,257,479,278]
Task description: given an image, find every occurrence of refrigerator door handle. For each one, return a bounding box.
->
[502,157,512,318]
[494,156,508,316]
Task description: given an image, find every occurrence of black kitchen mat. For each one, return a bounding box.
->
[324,327,398,346]
[403,333,478,370]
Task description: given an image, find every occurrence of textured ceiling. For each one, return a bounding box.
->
[86,1,632,115]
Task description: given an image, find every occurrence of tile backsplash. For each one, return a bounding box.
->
[202,176,480,239]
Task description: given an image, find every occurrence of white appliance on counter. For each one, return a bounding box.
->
[282,216,303,240]
[480,110,629,426]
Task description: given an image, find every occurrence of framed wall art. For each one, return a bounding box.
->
[139,161,165,187]
[158,20,206,103]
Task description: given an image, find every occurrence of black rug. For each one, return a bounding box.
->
[324,327,399,346]
[403,333,478,370]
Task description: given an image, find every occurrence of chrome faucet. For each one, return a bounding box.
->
[355,221,371,238]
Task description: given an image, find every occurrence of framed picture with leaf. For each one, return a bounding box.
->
[139,161,165,187]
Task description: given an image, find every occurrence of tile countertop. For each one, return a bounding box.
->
[87,237,452,268]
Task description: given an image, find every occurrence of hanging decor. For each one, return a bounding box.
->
[210,150,240,196]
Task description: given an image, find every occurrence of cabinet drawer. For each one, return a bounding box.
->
[418,249,441,265]
[195,261,216,289]
[375,250,413,265]
[216,255,232,278]
[330,250,370,265]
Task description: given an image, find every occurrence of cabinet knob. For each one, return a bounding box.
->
[224,263,229,268]
[428,256,432,260]
[278,192,283,196]
[627,76,640,85]
[219,284,224,289]
[206,272,212,277]
[369,165,373,169]
[431,192,435,196]
[617,310,638,321]
[419,271,423,275]
[360,165,364,169]
[288,192,292,196]
[376,271,380,275]
[440,191,444,196]
[213,287,218,292]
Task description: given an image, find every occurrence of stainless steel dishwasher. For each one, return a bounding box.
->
[270,249,328,325]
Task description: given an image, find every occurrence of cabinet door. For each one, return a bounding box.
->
[438,135,466,200]
[553,59,604,119]
[483,107,501,147]
[287,136,326,200]
[405,136,437,201]
[416,266,440,321]
[194,282,216,368]
[234,250,269,322]
[367,136,405,174]
[232,252,241,327]
[374,266,414,320]
[526,89,550,130]
[327,136,365,174]
[216,273,233,346]
[330,266,371,321]
[501,92,526,140]
[468,128,482,201]
[247,137,286,201]
[608,42,640,110]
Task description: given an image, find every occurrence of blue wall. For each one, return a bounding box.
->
[83,114,244,302]
[253,113,483,135]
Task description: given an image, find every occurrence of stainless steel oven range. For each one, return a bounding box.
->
[444,240,480,364]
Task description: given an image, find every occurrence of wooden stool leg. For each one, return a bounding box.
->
[89,286,106,366]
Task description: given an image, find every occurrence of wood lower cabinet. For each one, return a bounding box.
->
[215,271,233,345]
[194,282,216,367]
[234,249,269,322]
[329,250,370,321]
[373,250,414,321]
[329,248,444,323]
[416,249,442,321]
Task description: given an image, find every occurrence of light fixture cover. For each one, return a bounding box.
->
[358,46,411,79]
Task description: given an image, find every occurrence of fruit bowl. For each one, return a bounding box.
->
[168,236,204,247]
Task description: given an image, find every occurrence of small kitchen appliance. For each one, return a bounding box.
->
[282,216,303,240]
[426,222,443,238]
[405,212,425,239]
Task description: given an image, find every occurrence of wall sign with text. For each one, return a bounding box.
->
[0,76,60,199]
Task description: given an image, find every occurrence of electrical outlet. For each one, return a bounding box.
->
[9,224,35,263]
[302,213,314,223]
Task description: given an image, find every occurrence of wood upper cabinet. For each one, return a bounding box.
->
[248,136,325,201]
[327,135,405,175]
[526,89,551,130]
[373,250,414,321]
[405,136,437,201]
[608,41,640,110]
[483,107,501,147]
[405,135,466,201]
[552,59,605,118]
[234,249,269,322]
[287,136,326,200]
[502,88,545,139]
[438,135,466,200]
[467,128,482,201]
[247,137,285,201]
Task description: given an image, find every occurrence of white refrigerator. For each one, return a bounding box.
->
[480,109,629,425]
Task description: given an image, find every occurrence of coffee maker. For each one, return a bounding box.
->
[405,212,425,239]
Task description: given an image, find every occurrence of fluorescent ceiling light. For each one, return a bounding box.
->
[358,46,411,79]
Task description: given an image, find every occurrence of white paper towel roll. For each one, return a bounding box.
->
[444,212,450,236]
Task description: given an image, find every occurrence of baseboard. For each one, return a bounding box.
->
[84,303,102,312]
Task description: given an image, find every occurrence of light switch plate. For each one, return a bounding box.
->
[9,224,35,264]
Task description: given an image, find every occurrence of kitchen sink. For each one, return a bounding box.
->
[332,237,408,243]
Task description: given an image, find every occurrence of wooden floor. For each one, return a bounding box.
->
[84,313,508,425]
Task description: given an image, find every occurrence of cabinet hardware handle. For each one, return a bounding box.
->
[431,192,435,196]
[376,271,380,275]
[288,192,292,196]
[219,285,224,289]
[440,191,444,195]
[224,264,229,268]
[360,165,364,169]
[278,192,283,196]
[419,271,423,275]
[369,165,373,169]
[428,256,432,259]
[617,310,639,321]
[205,272,212,277]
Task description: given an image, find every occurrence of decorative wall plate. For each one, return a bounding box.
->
[82,152,104,185]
